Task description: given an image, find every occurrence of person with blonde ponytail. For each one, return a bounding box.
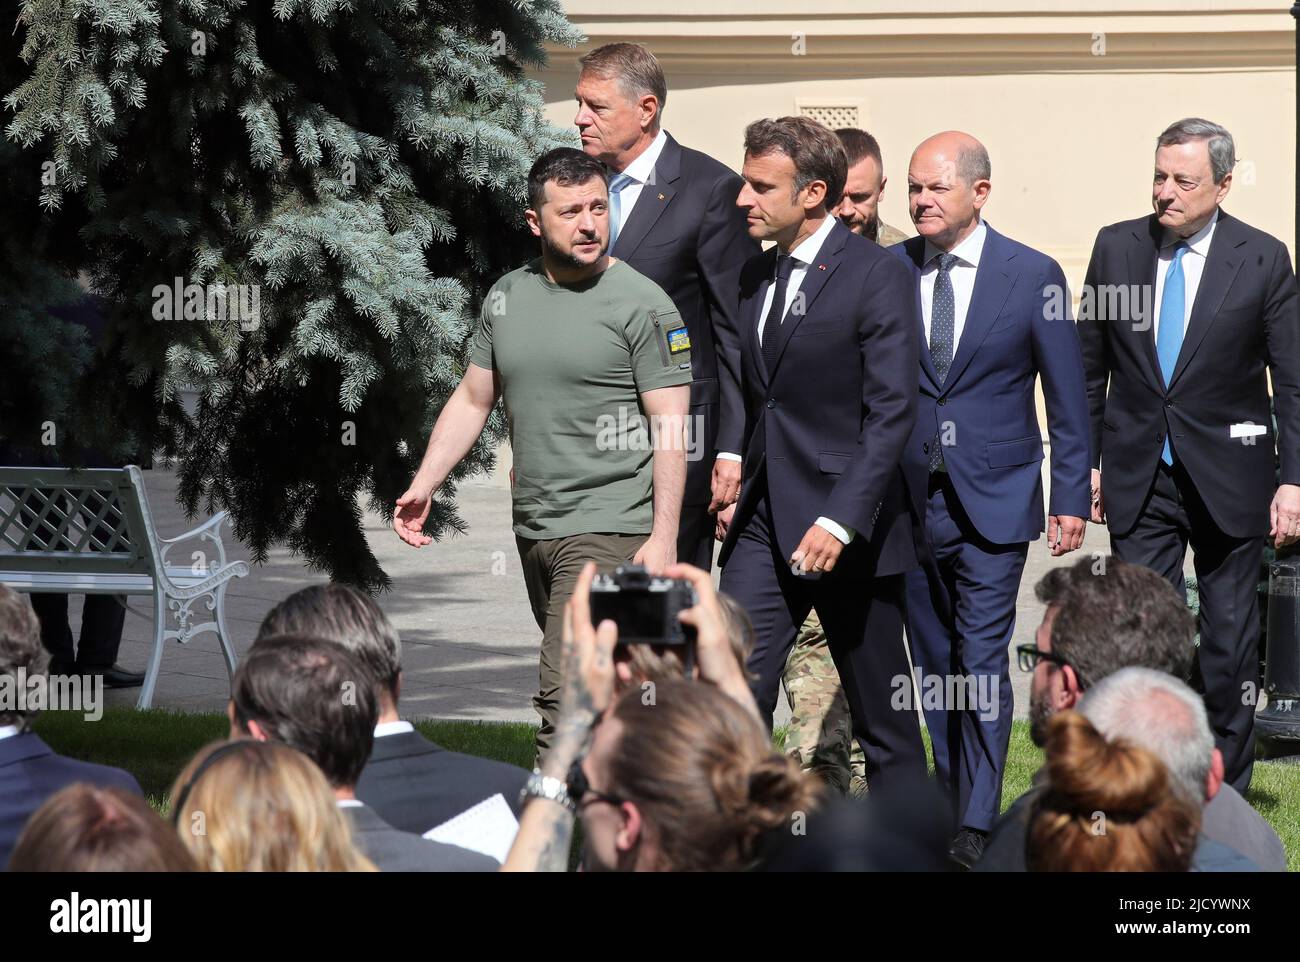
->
[169,740,377,872]
[1026,712,1199,872]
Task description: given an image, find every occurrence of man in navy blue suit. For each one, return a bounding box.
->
[0,585,141,869]
[715,116,926,785]
[891,131,1091,867]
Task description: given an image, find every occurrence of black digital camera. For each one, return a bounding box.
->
[588,564,697,647]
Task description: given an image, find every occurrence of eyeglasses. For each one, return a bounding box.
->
[1015,643,1071,674]
[566,754,626,810]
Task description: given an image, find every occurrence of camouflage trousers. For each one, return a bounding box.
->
[782,609,868,797]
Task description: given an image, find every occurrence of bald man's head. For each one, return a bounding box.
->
[914,131,991,186]
[908,131,991,250]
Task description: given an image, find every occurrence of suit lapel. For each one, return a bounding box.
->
[942,224,1015,390]
[1129,216,1164,388]
[905,237,941,392]
[1169,211,1244,388]
[767,220,847,378]
[611,134,681,259]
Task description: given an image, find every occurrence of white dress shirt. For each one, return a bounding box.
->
[718,215,854,545]
[374,720,414,738]
[0,724,19,741]
[920,218,988,350]
[1152,209,1217,340]
[609,129,669,240]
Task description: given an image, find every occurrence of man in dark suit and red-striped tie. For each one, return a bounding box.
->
[1078,118,1300,795]
[715,117,926,787]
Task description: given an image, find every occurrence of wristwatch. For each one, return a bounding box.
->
[520,768,575,813]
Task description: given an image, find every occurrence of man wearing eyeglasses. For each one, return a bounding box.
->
[977,555,1285,872]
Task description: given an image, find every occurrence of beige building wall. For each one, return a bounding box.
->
[532,0,1296,287]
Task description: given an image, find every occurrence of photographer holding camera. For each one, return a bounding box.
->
[502,563,806,871]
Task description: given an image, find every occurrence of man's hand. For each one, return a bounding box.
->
[560,563,619,720]
[1090,468,1105,524]
[790,525,844,575]
[543,563,620,778]
[632,534,675,575]
[715,503,736,542]
[1271,483,1300,549]
[393,486,433,547]
[1047,515,1086,556]
[710,459,742,513]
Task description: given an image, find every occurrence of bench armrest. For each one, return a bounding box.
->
[159,511,232,571]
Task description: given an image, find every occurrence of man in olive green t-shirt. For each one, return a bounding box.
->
[394,148,692,758]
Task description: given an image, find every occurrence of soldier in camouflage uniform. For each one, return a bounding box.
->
[782,608,868,797]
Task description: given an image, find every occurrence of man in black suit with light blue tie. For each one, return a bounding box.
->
[1079,118,1300,794]
[892,132,1091,868]
[714,116,926,786]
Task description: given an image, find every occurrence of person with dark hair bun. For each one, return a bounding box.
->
[1026,711,1199,872]
[504,563,819,872]
[579,677,815,871]
[10,784,195,872]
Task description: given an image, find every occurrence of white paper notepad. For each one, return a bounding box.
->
[423,793,520,864]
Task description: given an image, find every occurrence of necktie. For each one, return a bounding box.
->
[607,172,634,251]
[928,252,959,472]
[1156,243,1189,465]
[760,254,797,377]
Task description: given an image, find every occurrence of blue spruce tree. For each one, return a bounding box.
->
[3,0,581,589]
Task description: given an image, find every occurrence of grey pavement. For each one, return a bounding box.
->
[68,451,1153,726]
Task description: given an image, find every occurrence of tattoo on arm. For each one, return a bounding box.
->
[534,806,576,873]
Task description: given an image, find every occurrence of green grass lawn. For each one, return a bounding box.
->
[32,708,1300,870]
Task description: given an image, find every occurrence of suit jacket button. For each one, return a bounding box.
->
[938,397,947,406]
[766,399,775,409]
[1156,433,1164,442]
[923,443,930,453]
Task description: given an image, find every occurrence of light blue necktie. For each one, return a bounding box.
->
[1156,243,1189,465]
[607,172,634,251]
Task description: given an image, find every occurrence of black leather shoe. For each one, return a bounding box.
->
[84,664,147,689]
[948,827,989,870]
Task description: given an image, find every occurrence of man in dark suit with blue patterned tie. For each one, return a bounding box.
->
[1078,118,1300,795]
[892,131,1091,868]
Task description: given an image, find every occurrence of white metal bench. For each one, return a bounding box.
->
[0,465,249,709]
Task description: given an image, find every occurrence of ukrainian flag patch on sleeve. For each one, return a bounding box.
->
[667,326,691,355]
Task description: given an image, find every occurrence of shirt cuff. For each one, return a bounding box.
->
[716,453,742,462]
[815,517,855,544]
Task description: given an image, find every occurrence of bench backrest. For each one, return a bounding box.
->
[0,466,158,577]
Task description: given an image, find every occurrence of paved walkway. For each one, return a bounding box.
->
[80,454,1114,724]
